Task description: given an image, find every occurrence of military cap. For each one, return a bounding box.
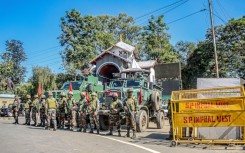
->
[91,92,97,96]
[68,91,73,95]
[26,95,31,99]
[112,92,118,97]
[41,95,46,99]
[60,92,65,97]
[127,88,133,93]
[48,91,53,96]
[80,92,86,96]
[34,95,38,98]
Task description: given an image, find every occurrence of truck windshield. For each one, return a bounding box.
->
[61,81,82,90]
[126,80,140,87]
[111,81,124,87]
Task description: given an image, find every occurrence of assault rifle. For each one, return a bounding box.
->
[123,99,136,123]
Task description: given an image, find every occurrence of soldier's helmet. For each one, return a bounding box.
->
[112,92,118,98]
[127,88,133,93]
[41,95,46,99]
[80,92,85,96]
[15,95,18,98]
[68,91,73,95]
[60,92,65,97]
[34,95,38,98]
[26,95,31,99]
[48,91,53,96]
[91,92,97,97]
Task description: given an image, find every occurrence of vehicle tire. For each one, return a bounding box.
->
[151,91,160,111]
[136,110,148,132]
[156,111,164,129]
[99,115,109,130]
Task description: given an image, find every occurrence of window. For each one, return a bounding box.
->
[61,81,82,90]
[110,80,124,87]
[126,80,141,87]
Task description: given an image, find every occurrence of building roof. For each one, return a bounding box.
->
[90,51,131,65]
[114,41,135,53]
[137,60,156,69]
[120,68,150,73]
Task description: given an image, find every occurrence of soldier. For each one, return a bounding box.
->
[58,92,67,129]
[123,88,137,139]
[67,91,76,131]
[39,95,47,127]
[45,92,57,131]
[88,92,100,134]
[31,95,39,126]
[24,95,32,125]
[12,95,20,124]
[77,92,88,132]
[166,100,173,140]
[106,93,123,136]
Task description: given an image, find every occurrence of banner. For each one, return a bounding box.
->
[174,111,245,127]
[179,99,244,111]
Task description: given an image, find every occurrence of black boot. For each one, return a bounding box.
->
[83,128,86,133]
[118,130,121,137]
[106,130,113,135]
[97,129,100,134]
[89,129,94,133]
[125,127,130,137]
[131,131,136,139]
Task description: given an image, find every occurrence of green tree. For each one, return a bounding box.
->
[182,16,245,89]
[59,9,141,72]
[29,66,57,94]
[174,41,196,64]
[1,40,27,84]
[140,15,178,63]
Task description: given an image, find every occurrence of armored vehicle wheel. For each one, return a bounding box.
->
[99,115,109,130]
[156,111,164,129]
[136,110,148,132]
[151,91,160,111]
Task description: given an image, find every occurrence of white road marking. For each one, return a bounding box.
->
[96,135,160,153]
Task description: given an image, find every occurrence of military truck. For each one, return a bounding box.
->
[44,75,103,101]
[98,68,164,132]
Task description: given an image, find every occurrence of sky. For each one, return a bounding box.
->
[0,0,244,81]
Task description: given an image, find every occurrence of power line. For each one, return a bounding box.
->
[167,9,207,25]
[27,45,60,54]
[135,0,186,21]
[138,0,189,26]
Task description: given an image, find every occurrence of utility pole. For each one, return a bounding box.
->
[208,0,219,78]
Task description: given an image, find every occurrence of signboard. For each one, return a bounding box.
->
[174,111,245,127]
[179,99,244,111]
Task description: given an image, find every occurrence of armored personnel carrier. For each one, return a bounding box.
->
[99,68,164,132]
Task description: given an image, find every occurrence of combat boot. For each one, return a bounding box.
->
[124,127,130,137]
[89,129,94,133]
[131,131,136,139]
[78,128,82,132]
[83,128,86,133]
[106,130,113,136]
[118,130,121,137]
[97,129,100,134]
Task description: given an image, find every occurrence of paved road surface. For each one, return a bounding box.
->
[0,117,244,153]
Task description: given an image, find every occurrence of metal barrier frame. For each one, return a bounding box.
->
[170,86,245,146]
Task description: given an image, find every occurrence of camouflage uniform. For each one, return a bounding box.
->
[46,92,57,131]
[107,95,123,136]
[88,92,100,134]
[123,88,137,139]
[12,96,20,124]
[24,95,32,125]
[58,93,67,129]
[77,93,88,132]
[32,96,39,126]
[67,92,76,130]
[39,95,47,127]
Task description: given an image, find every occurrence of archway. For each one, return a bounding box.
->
[97,63,120,83]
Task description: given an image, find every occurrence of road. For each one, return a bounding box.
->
[0,117,244,153]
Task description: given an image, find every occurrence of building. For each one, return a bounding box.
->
[90,41,156,83]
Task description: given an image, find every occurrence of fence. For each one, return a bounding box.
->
[170,86,245,146]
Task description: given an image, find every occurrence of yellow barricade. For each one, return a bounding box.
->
[170,86,245,146]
